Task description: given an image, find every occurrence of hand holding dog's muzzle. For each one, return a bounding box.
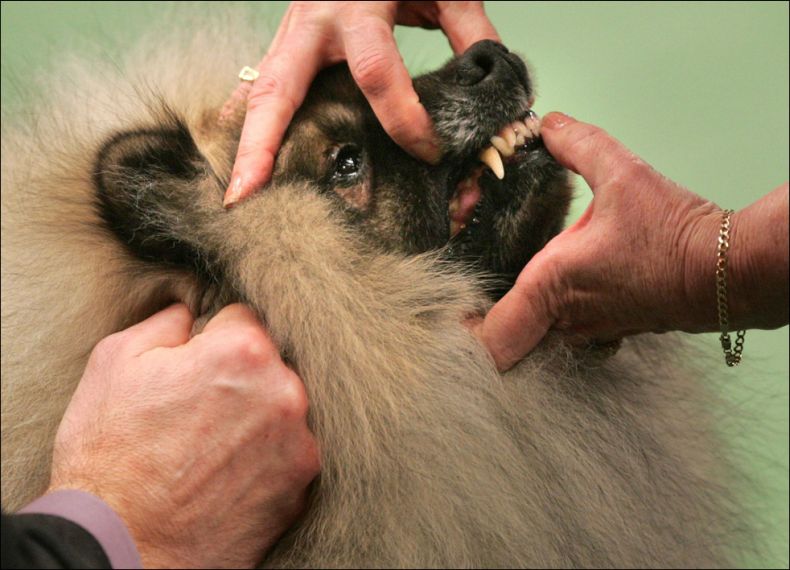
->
[223,1,500,208]
[476,112,787,372]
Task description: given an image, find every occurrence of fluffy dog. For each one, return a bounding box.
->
[1,19,741,568]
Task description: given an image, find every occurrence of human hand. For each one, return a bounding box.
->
[223,0,499,207]
[477,112,727,371]
[48,304,320,569]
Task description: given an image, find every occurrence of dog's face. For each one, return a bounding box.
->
[95,41,571,298]
[268,40,571,294]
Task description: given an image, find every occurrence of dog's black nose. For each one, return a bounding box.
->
[454,40,527,89]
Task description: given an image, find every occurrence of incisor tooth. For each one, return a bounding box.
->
[512,121,528,137]
[525,114,541,137]
[501,127,517,147]
[479,146,505,180]
[490,135,514,157]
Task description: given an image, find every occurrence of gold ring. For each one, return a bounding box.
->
[238,66,260,82]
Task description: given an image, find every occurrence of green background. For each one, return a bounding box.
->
[2,1,788,566]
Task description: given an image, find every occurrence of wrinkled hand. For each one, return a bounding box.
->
[49,304,320,569]
[224,0,499,206]
[477,112,726,371]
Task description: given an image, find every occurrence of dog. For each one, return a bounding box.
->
[1,18,743,568]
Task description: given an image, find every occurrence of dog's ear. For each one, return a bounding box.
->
[93,114,212,271]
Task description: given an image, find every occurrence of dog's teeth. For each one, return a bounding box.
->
[514,132,526,146]
[450,220,461,238]
[490,135,514,157]
[479,146,505,180]
[500,127,517,147]
[525,113,541,137]
[512,121,528,137]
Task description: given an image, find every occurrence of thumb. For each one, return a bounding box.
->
[122,303,194,355]
[540,112,647,192]
[475,256,556,371]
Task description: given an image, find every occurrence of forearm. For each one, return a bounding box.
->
[684,183,789,333]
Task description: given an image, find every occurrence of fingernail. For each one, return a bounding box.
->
[541,112,574,130]
[223,175,243,208]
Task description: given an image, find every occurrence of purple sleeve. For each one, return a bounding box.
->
[20,489,143,569]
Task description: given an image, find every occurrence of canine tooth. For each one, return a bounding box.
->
[479,146,505,180]
[490,135,514,157]
[515,132,526,146]
[450,220,461,238]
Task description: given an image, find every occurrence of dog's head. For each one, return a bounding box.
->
[271,40,570,293]
[96,41,571,298]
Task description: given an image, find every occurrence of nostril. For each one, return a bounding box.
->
[454,40,510,87]
[456,52,495,86]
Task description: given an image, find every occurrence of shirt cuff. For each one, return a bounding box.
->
[20,489,143,569]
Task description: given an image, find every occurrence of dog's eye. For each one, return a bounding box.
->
[330,144,363,182]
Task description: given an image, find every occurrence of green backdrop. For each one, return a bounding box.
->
[2,1,788,567]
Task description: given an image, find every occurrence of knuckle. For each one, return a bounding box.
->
[226,328,278,368]
[350,48,394,96]
[272,374,310,421]
[236,327,279,368]
[247,70,298,116]
[567,123,609,157]
[613,152,651,185]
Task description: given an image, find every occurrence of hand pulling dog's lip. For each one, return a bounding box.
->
[448,110,542,238]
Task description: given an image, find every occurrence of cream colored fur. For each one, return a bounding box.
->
[1,11,741,568]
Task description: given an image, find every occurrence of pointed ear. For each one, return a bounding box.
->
[93,113,212,271]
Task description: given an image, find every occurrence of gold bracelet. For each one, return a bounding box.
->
[716,209,746,366]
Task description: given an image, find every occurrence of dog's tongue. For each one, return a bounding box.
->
[449,167,484,237]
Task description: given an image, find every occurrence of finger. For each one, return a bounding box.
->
[540,112,655,192]
[475,260,555,371]
[123,303,194,355]
[436,2,501,54]
[199,303,268,337]
[343,15,441,164]
[223,38,326,208]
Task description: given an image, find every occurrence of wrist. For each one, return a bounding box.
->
[678,189,789,334]
[726,189,790,330]
[679,206,723,334]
